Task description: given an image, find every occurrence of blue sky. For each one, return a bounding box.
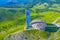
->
[0,0,60,4]
[0,0,10,4]
[0,0,33,4]
[0,0,29,3]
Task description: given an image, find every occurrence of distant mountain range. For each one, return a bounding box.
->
[0,0,60,8]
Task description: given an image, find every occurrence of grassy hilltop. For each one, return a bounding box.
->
[0,3,60,40]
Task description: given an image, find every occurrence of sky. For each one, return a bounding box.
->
[0,0,28,4]
[0,0,60,4]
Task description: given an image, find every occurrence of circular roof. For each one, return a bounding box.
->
[31,20,45,24]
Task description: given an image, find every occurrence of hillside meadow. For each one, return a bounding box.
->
[0,7,60,40]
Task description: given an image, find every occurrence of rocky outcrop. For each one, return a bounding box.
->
[4,29,50,40]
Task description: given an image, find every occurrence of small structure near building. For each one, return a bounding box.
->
[45,24,59,32]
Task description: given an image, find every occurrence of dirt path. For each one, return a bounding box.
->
[52,17,60,24]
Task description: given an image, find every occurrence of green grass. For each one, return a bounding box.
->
[24,29,50,38]
[0,6,60,40]
[0,25,25,40]
[40,11,60,23]
[23,29,50,40]
[0,12,26,40]
[57,20,60,23]
[31,11,60,23]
